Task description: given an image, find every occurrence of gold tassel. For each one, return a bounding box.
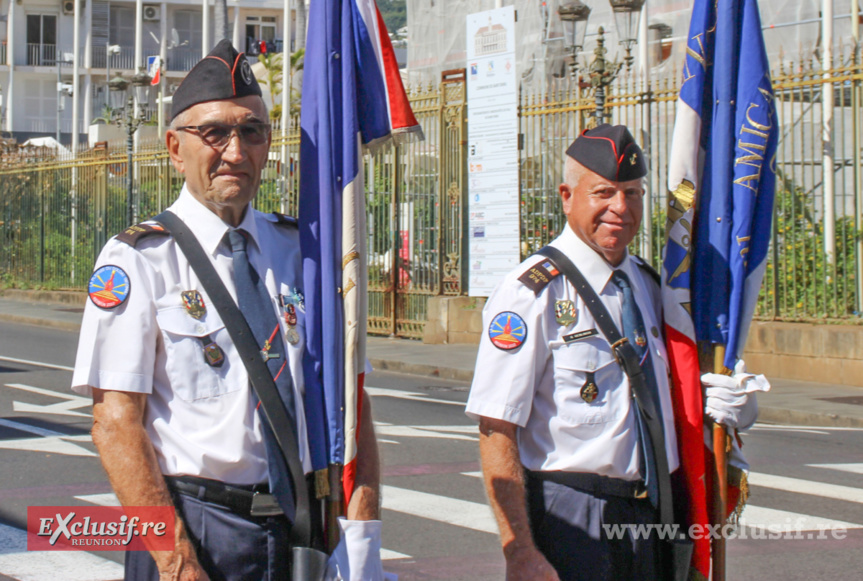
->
[727,466,750,525]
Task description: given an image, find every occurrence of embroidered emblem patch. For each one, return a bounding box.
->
[554,300,577,326]
[488,311,527,351]
[88,265,131,309]
[518,259,561,294]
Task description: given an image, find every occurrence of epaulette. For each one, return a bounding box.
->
[633,255,661,287]
[115,221,171,247]
[271,212,299,228]
[517,257,561,294]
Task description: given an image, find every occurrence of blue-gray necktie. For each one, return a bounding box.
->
[611,269,662,506]
[228,228,296,516]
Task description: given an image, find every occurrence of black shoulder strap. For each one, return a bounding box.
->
[272,212,299,227]
[154,211,314,549]
[536,245,674,527]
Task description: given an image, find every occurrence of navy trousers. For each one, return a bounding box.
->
[124,491,292,581]
[526,473,661,581]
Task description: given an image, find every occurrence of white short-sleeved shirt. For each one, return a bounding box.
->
[466,225,679,480]
[72,186,311,484]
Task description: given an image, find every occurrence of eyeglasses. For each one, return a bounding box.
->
[175,122,271,148]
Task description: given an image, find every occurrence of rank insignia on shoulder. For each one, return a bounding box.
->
[116,221,170,247]
[181,290,207,319]
[580,373,599,404]
[271,212,299,227]
[518,259,561,294]
[88,265,131,309]
[488,311,527,351]
[554,300,577,326]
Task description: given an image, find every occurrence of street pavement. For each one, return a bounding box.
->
[1,290,862,429]
[0,300,862,580]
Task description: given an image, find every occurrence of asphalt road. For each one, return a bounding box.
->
[0,320,862,580]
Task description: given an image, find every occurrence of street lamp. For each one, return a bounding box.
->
[558,1,591,78]
[609,0,645,70]
[109,68,151,226]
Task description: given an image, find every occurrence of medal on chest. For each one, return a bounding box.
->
[200,335,225,367]
[279,294,301,345]
[580,371,599,404]
[554,300,577,326]
[181,290,207,319]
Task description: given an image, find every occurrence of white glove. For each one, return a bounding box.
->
[326,517,397,581]
[701,359,770,430]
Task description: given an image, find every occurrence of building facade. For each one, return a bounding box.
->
[0,0,300,145]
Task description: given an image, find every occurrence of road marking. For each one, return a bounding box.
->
[740,505,863,532]
[7,383,92,418]
[365,386,465,407]
[807,463,863,475]
[72,491,413,560]
[748,472,863,505]
[751,424,863,433]
[0,523,124,579]
[75,493,121,506]
[382,485,497,534]
[0,355,74,372]
[462,471,483,478]
[376,425,478,442]
[0,419,95,457]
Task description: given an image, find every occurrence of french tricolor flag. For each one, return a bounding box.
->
[299,0,423,520]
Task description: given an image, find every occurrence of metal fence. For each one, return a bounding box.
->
[1,54,861,339]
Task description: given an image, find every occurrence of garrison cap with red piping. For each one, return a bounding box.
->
[565,123,648,182]
[170,39,262,122]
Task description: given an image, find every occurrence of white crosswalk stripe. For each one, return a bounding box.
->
[807,462,863,475]
[0,523,123,580]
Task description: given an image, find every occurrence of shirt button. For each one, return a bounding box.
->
[196,324,206,334]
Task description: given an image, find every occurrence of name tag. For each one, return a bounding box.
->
[563,329,599,344]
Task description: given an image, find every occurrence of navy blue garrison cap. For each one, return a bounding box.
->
[170,39,262,121]
[565,124,648,182]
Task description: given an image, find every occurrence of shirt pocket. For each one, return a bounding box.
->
[551,339,623,426]
[156,306,235,401]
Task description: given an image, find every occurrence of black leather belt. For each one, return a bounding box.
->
[165,475,284,518]
[527,470,647,500]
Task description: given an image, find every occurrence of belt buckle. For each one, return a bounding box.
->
[250,491,283,517]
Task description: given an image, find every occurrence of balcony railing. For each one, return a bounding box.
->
[1,43,6,66]
[91,45,136,71]
[21,43,57,67]
[165,46,201,72]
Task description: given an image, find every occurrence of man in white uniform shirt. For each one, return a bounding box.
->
[73,40,380,580]
[466,125,760,580]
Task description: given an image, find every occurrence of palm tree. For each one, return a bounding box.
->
[257,49,305,120]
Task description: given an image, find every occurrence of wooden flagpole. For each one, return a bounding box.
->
[710,344,732,581]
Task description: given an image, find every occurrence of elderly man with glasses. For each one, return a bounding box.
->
[72,40,381,580]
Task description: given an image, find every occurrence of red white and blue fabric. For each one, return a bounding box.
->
[663,0,777,577]
[299,0,422,508]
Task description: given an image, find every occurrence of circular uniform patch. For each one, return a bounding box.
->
[88,265,131,309]
[488,311,527,351]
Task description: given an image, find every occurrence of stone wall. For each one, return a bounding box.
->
[422,296,487,345]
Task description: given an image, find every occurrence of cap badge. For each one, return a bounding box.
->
[240,59,253,85]
[88,265,131,309]
[488,311,527,351]
[630,153,638,166]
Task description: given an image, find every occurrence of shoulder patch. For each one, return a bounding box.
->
[488,311,527,350]
[633,255,661,288]
[271,212,299,228]
[88,265,131,309]
[517,258,561,294]
[116,221,171,247]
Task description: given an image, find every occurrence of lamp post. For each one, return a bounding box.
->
[559,0,644,125]
[109,68,151,226]
[558,1,591,79]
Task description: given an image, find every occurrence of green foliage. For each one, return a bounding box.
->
[257,49,305,117]
[378,0,407,34]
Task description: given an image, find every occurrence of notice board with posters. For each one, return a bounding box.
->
[466,5,519,297]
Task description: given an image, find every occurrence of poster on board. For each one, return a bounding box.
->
[466,5,519,297]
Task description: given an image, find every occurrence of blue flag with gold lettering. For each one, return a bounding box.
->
[689,0,778,368]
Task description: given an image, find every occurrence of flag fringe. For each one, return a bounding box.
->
[728,466,749,525]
